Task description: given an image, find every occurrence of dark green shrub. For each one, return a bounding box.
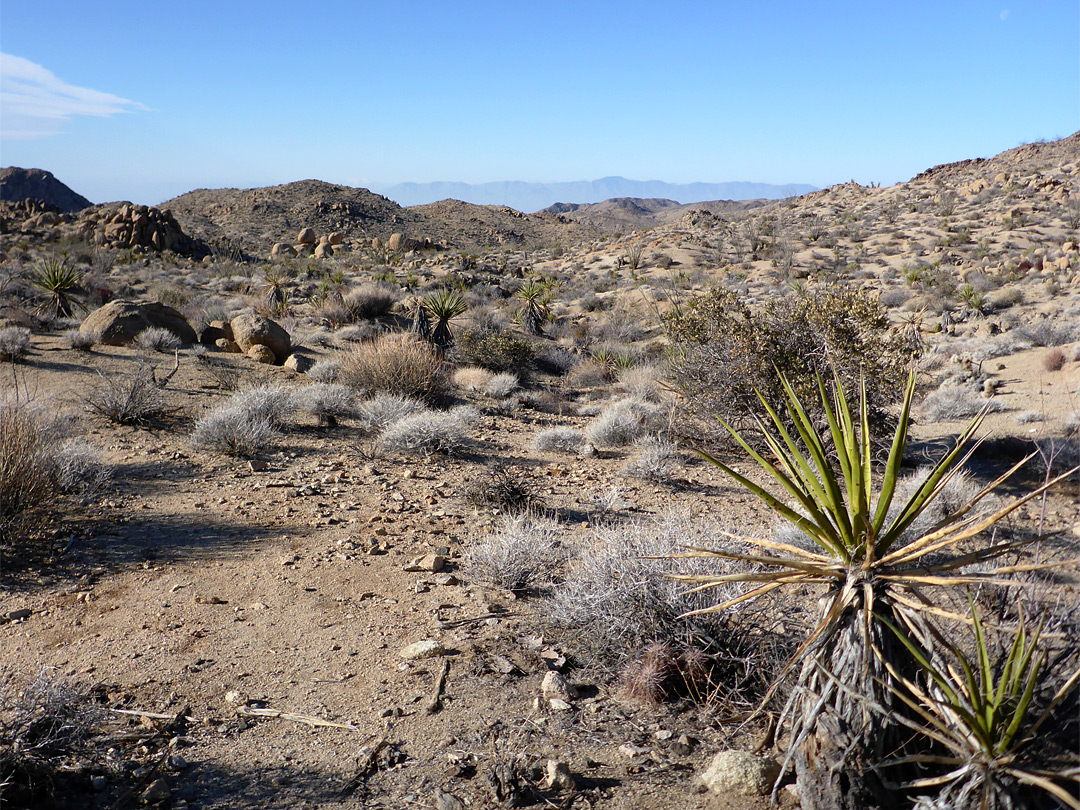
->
[456,325,535,373]
[664,286,915,444]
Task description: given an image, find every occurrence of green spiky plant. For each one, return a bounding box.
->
[262,266,293,315]
[884,606,1080,810]
[422,289,467,351]
[672,370,1076,810]
[514,279,555,336]
[28,257,84,319]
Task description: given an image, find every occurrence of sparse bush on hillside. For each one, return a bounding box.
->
[134,326,182,352]
[462,513,565,591]
[342,283,399,320]
[621,435,678,483]
[463,464,540,516]
[549,512,754,662]
[0,326,30,361]
[921,382,1006,422]
[291,383,354,426]
[65,329,96,352]
[1,400,107,555]
[584,396,663,447]
[484,372,518,398]
[664,286,915,443]
[0,671,104,808]
[191,390,283,457]
[532,427,588,454]
[377,404,478,455]
[1015,317,1080,348]
[356,393,424,434]
[455,324,535,373]
[339,334,447,403]
[306,357,341,383]
[84,364,168,425]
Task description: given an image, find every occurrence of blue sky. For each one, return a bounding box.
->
[1,1,1077,205]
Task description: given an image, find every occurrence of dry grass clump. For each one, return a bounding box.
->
[453,365,494,391]
[566,359,612,388]
[549,511,752,662]
[84,364,168,425]
[356,393,424,433]
[0,326,31,362]
[64,328,96,352]
[342,283,399,320]
[584,396,663,447]
[484,372,518,398]
[0,671,103,808]
[620,435,678,482]
[377,404,478,455]
[1,399,108,554]
[291,383,355,426]
[462,513,565,591]
[134,326,181,352]
[1043,347,1067,371]
[531,427,588,454]
[228,385,291,429]
[338,334,447,404]
[464,463,540,514]
[921,382,1006,422]
[617,363,664,401]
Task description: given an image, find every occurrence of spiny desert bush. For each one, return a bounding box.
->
[1015,317,1080,348]
[483,372,518,398]
[620,435,678,483]
[84,364,168,425]
[531,427,588,454]
[291,383,354,426]
[0,671,104,808]
[64,329,96,352]
[134,326,181,352]
[1044,349,1068,372]
[377,404,478,455]
[190,394,280,457]
[0,326,30,361]
[462,513,565,591]
[584,396,663,447]
[550,511,753,662]
[343,282,399,320]
[664,286,915,442]
[1,400,107,553]
[339,333,447,404]
[306,357,341,383]
[455,323,535,372]
[464,463,540,515]
[616,641,713,706]
[922,381,1006,422]
[228,385,291,429]
[617,363,664,402]
[356,393,424,433]
[333,322,381,344]
[566,358,612,388]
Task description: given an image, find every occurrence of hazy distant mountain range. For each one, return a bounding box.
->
[373,177,817,212]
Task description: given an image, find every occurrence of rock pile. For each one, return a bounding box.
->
[270,228,344,260]
[80,204,196,253]
[202,313,292,365]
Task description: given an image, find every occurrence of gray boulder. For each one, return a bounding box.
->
[230,313,290,363]
[80,300,196,346]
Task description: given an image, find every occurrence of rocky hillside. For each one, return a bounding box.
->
[0,167,92,213]
[541,197,770,233]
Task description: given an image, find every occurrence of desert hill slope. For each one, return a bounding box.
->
[0,166,92,212]
[541,197,770,233]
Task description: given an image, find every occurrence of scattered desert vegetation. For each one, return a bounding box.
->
[1,134,1079,810]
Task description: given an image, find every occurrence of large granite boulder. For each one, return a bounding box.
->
[79,300,197,346]
[230,313,290,362]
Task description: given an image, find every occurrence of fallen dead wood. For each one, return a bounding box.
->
[423,659,450,714]
[233,704,361,731]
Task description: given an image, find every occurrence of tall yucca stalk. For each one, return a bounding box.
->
[884,606,1080,810]
[673,370,1075,809]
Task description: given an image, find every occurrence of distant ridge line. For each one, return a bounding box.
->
[373,176,817,212]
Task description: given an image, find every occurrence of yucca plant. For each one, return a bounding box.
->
[515,279,555,336]
[28,257,84,319]
[262,266,293,314]
[422,289,467,351]
[672,370,1076,809]
[884,605,1080,810]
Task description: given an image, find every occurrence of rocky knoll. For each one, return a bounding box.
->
[541,197,769,233]
[0,167,92,213]
[164,180,600,256]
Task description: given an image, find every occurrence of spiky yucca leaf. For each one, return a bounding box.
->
[423,289,467,349]
[883,606,1080,810]
[28,257,85,319]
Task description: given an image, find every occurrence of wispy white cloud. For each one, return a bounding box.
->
[1000,9,1011,21]
[1,53,147,139]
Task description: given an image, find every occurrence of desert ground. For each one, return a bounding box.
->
[1,134,1079,810]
